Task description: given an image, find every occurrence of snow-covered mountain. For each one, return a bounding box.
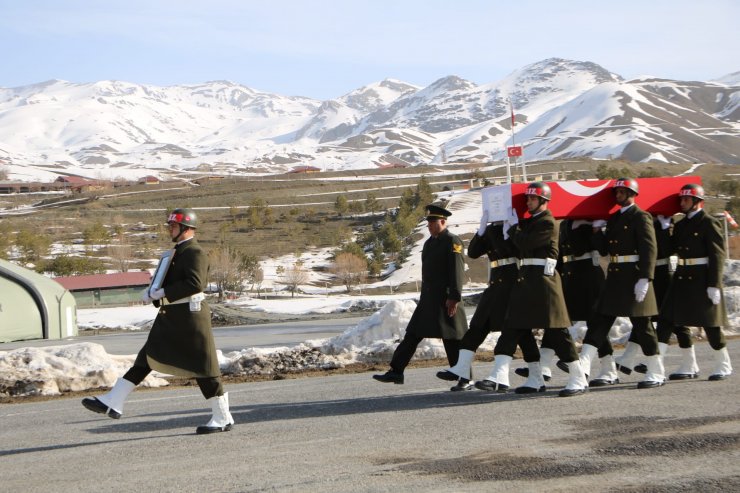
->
[0,58,738,181]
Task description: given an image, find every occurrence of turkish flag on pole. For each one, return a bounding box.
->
[507,146,522,157]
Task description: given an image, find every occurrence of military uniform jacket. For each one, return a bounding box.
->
[592,204,658,317]
[653,217,673,307]
[406,228,468,339]
[504,210,571,329]
[137,238,221,378]
[660,209,728,327]
[558,219,604,321]
[467,223,518,332]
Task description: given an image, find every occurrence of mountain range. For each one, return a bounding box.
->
[0,58,738,181]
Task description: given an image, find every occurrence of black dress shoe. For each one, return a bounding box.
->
[373,371,404,384]
[474,380,509,393]
[637,379,664,389]
[196,423,233,434]
[515,385,546,394]
[668,372,699,381]
[589,378,619,387]
[450,379,475,391]
[558,388,587,397]
[616,364,633,375]
[436,370,460,381]
[708,373,729,381]
[81,397,121,419]
[514,367,551,381]
[633,364,648,374]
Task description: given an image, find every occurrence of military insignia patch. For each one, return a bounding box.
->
[452,243,462,254]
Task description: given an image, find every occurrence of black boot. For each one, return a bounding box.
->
[373,370,404,384]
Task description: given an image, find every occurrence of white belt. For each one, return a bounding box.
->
[490,257,518,268]
[655,258,670,266]
[677,257,709,266]
[609,254,639,263]
[162,292,205,305]
[561,253,593,263]
[520,258,548,266]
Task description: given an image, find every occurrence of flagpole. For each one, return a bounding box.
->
[509,98,516,181]
[509,98,527,182]
[512,98,528,182]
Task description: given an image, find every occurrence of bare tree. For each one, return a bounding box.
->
[281,264,308,298]
[209,246,247,301]
[251,266,264,296]
[330,252,368,293]
[109,238,133,272]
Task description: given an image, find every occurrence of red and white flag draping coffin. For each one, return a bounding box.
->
[481,176,702,221]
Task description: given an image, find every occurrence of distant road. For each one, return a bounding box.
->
[0,317,365,355]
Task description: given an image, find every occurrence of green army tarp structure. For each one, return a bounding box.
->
[0,259,78,343]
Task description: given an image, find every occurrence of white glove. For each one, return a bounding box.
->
[634,278,649,302]
[508,207,519,226]
[657,215,671,230]
[477,210,489,236]
[592,219,607,229]
[141,289,153,303]
[707,287,721,305]
[571,219,593,229]
[150,288,166,301]
[544,258,557,276]
[591,250,601,267]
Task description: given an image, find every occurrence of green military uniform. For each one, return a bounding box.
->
[661,209,729,328]
[135,238,221,378]
[466,223,518,335]
[405,228,468,339]
[593,204,658,317]
[505,210,571,329]
[379,205,469,380]
[584,203,660,360]
[559,219,604,322]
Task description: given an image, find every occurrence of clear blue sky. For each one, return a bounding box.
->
[1,0,737,99]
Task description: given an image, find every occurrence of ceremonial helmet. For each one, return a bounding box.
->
[679,183,705,201]
[613,177,639,196]
[167,208,198,229]
[524,181,551,201]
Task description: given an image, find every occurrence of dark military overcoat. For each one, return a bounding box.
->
[136,238,221,378]
[558,219,604,321]
[660,209,729,327]
[652,216,673,312]
[467,223,518,332]
[406,228,468,339]
[504,210,571,329]
[592,204,658,317]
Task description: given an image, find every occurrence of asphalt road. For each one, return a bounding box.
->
[0,317,365,354]
[1,340,738,492]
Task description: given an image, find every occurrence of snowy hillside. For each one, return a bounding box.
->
[0,58,738,182]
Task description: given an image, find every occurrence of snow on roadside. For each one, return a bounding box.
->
[0,342,168,396]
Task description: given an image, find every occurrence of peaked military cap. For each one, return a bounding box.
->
[425,204,452,220]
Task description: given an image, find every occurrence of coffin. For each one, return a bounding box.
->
[481,176,702,221]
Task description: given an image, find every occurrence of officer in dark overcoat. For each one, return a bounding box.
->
[660,184,732,381]
[436,211,519,391]
[582,178,664,389]
[374,204,468,384]
[83,208,234,434]
[475,182,587,397]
